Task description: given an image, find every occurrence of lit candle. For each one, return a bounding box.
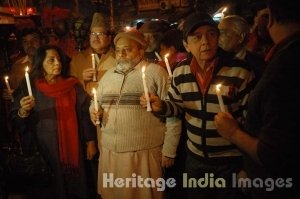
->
[142,66,152,112]
[92,88,100,125]
[164,54,173,78]
[154,51,162,61]
[4,76,13,102]
[25,66,33,96]
[91,53,97,82]
[216,84,225,112]
[4,76,12,91]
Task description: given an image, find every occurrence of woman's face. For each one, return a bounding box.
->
[42,49,62,81]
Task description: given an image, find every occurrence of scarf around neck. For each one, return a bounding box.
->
[35,77,80,173]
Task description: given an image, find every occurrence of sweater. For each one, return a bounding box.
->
[96,60,170,153]
[163,49,254,163]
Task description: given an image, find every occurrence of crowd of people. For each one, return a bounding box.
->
[1,0,300,199]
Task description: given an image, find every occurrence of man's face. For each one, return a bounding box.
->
[22,33,41,57]
[184,25,219,62]
[218,20,241,52]
[115,37,144,72]
[90,27,111,52]
[143,32,160,52]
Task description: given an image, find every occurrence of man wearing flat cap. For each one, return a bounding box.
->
[70,12,116,96]
[90,29,179,199]
[139,20,169,63]
[141,13,255,199]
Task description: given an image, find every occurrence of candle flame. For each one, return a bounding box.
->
[92,88,96,94]
[216,84,222,92]
[25,66,29,72]
[142,66,146,73]
[165,53,169,59]
[4,76,9,81]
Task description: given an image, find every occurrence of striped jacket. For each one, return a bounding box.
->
[163,49,254,162]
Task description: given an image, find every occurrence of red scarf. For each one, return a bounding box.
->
[190,57,217,95]
[35,77,79,172]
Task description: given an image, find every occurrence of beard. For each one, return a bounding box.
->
[116,55,142,74]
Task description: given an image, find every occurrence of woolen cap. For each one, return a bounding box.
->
[182,13,218,39]
[90,12,109,30]
[114,30,147,49]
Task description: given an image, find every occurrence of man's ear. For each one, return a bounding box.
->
[239,32,246,44]
[183,40,190,53]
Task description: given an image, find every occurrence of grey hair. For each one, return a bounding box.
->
[221,15,251,45]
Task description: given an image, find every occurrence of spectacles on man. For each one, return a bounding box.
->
[90,32,109,38]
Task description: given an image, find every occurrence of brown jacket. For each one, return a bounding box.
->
[70,47,116,95]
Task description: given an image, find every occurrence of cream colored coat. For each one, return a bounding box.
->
[70,47,116,95]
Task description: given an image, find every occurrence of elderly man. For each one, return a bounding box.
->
[218,15,265,82]
[90,30,178,199]
[139,20,168,63]
[70,12,116,96]
[141,13,254,199]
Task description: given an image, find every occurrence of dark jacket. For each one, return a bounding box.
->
[244,32,300,199]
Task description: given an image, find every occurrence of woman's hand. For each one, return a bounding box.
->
[89,108,103,126]
[86,141,98,160]
[18,96,35,117]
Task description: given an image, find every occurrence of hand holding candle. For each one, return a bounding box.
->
[216,84,226,112]
[91,54,97,82]
[25,66,33,96]
[92,88,100,125]
[142,66,152,112]
[164,54,173,78]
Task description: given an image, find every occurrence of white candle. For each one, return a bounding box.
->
[4,76,14,102]
[164,54,173,78]
[92,87,100,124]
[216,84,225,112]
[4,76,12,91]
[142,66,152,112]
[25,67,33,96]
[91,53,97,82]
[154,51,162,61]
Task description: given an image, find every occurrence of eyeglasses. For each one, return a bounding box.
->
[90,32,109,38]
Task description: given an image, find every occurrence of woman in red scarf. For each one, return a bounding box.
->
[10,45,98,199]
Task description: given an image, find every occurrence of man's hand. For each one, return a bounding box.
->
[161,156,175,168]
[82,68,96,81]
[214,112,240,141]
[2,88,14,100]
[140,93,163,113]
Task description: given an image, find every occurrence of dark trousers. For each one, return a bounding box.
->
[185,153,246,199]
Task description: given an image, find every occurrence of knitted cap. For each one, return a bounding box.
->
[90,12,109,30]
[182,13,218,39]
[114,30,147,49]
